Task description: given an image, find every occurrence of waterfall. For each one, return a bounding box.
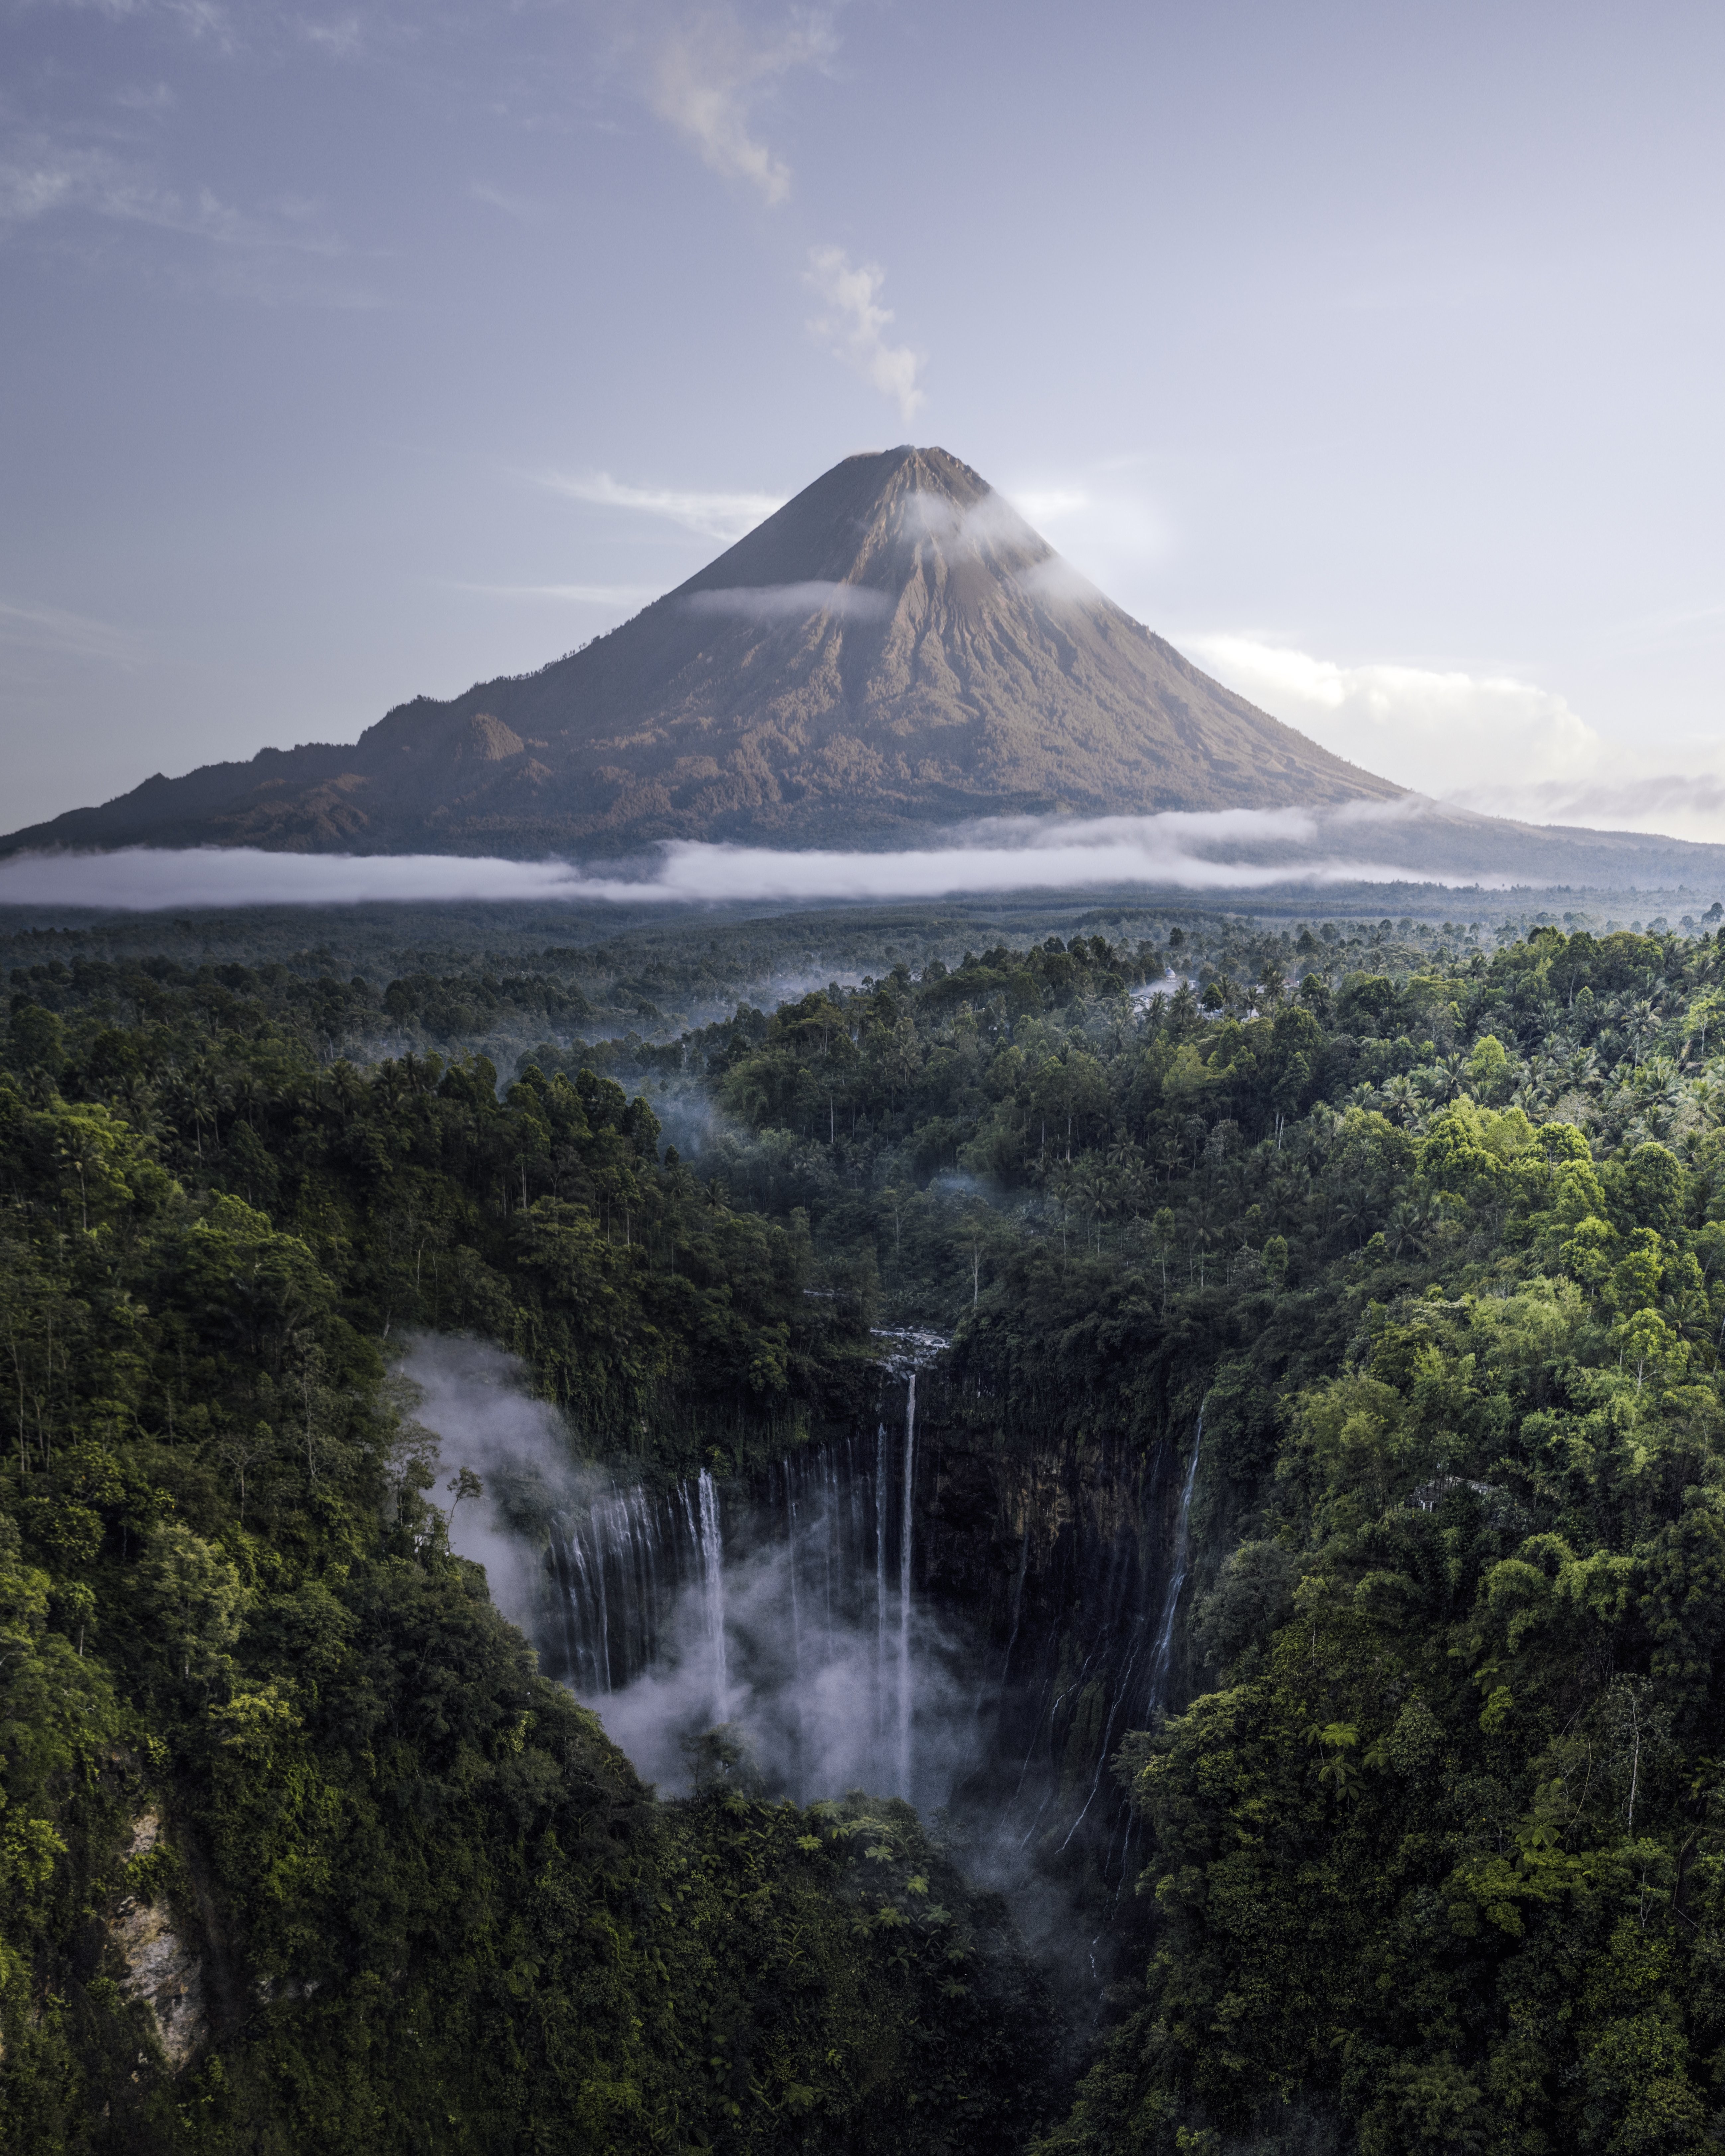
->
[897,1372,917,1796]
[1144,1404,1203,1719]
[874,1424,889,1739]
[697,1469,729,1720]
[538,1345,947,1807]
[785,1469,803,1681]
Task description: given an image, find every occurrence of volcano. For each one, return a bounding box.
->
[0,447,1407,861]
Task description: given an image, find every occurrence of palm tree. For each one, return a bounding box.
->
[1379,1074,1420,1126]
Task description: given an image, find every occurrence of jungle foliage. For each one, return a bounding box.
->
[587,909,1725,2154]
[11,902,1725,2152]
[0,984,1049,2153]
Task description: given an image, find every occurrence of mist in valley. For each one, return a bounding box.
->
[401,1333,975,1811]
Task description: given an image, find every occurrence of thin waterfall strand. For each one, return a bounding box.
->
[697,1469,729,1720]
[1058,1404,1204,1854]
[897,1373,916,1795]
[874,1425,889,1739]
[1145,1405,1204,1719]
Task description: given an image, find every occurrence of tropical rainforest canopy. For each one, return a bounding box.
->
[6,897,1725,2153]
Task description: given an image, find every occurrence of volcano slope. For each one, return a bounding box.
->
[0,447,1401,860]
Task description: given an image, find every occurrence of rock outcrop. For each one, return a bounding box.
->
[110,1812,206,2072]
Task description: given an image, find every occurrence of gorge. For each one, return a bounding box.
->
[411,1329,1212,1983]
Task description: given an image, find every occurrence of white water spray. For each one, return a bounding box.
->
[1145,1405,1203,1719]
[898,1372,917,1795]
[875,1424,889,1736]
[697,1468,729,1720]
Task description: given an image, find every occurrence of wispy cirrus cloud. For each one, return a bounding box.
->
[301,16,363,60]
[644,5,833,205]
[0,122,376,302]
[468,179,540,222]
[0,597,149,666]
[0,141,323,247]
[113,82,177,114]
[803,245,924,422]
[540,470,783,542]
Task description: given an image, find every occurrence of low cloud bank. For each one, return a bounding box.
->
[1191,632,1725,845]
[0,804,1538,912]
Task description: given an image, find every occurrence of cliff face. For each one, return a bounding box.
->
[1,447,1402,861]
[909,1369,1199,1840]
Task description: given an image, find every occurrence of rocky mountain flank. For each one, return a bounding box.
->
[0,446,1404,860]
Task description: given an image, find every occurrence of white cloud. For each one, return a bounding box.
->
[1013,556,1102,609]
[1187,632,1725,844]
[1007,488,1092,526]
[1189,635,1594,789]
[898,489,1033,552]
[891,494,1102,609]
[646,8,833,206]
[803,246,924,423]
[684,580,892,621]
[542,470,783,542]
[301,16,362,59]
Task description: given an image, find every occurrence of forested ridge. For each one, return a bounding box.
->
[9,903,1725,2151]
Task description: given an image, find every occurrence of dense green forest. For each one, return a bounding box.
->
[9,895,1725,2151]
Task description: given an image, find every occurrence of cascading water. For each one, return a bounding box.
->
[1144,1404,1203,1720]
[898,1372,917,1795]
[1069,1405,1207,1980]
[413,1330,1212,2019]
[874,1425,889,1741]
[697,1468,729,1720]
[530,1349,1208,1871]
[538,1361,943,1805]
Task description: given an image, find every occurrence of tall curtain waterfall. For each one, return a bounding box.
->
[543,1401,934,1805]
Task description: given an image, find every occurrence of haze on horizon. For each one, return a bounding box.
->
[2,0,1723,842]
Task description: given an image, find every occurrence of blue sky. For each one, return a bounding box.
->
[3,0,1724,837]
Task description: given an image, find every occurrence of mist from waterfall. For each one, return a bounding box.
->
[398,1324,1213,1990]
[400,1332,962,1807]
